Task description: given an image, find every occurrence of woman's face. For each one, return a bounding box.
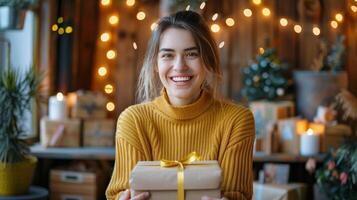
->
[157,28,206,106]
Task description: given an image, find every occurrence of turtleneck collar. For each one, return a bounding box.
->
[153,88,214,120]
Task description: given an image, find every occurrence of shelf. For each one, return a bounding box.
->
[31,144,325,162]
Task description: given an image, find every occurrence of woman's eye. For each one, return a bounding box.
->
[161,53,174,59]
[186,52,199,58]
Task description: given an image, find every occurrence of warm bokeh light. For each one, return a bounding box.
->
[212,13,218,21]
[335,13,343,22]
[330,20,338,29]
[243,9,252,17]
[126,0,135,7]
[136,11,146,20]
[210,24,220,33]
[52,24,58,31]
[294,25,302,33]
[351,5,357,13]
[279,18,288,26]
[185,5,190,11]
[200,2,206,9]
[100,32,110,42]
[219,41,225,48]
[109,15,119,25]
[225,18,235,27]
[98,66,107,76]
[106,102,115,111]
[150,22,158,31]
[57,17,63,24]
[65,26,72,33]
[104,84,114,94]
[133,42,138,50]
[58,28,64,35]
[101,0,111,6]
[106,50,116,59]
[259,47,265,54]
[252,0,262,5]
[56,92,64,101]
[312,27,320,36]
[262,8,271,16]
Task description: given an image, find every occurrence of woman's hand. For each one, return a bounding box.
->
[118,189,150,200]
[201,196,229,200]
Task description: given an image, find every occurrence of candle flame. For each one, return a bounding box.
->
[307,128,314,135]
[56,92,64,101]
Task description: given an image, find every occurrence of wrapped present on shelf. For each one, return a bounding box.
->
[83,119,115,147]
[253,182,307,200]
[277,118,308,154]
[318,124,352,152]
[68,90,107,119]
[130,158,222,200]
[40,117,81,147]
[250,101,295,136]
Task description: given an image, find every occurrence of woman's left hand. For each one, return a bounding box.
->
[201,196,229,200]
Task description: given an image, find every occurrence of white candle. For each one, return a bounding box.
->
[48,92,68,120]
[300,128,320,156]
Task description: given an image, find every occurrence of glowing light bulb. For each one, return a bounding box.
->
[262,8,271,16]
[101,0,110,6]
[106,102,115,111]
[57,17,63,24]
[330,20,338,29]
[200,2,206,9]
[312,27,320,36]
[106,50,116,59]
[252,0,261,5]
[185,5,190,11]
[259,47,265,54]
[104,84,114,94]
[243,9,252,17]
[225,18,235,27]
[212,13,218,21]
[335,13,343,22]
[98,66,107,76]
[218,41,225,48]
[210,24,220,33]
[294,25,302,33]
[126,0,135,7]
[65,26,72,33]
[100,32,110,42]
[58,28,64,35]
[351,5,357,13]
[280,18,288,26]
[109,15,119,25]
[52,24,58,31]
[136,11,146,20]
[133,42,138,50]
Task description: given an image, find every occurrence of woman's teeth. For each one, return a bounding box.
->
[171,76,192,82]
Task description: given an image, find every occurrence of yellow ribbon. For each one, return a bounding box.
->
[160,152,202,200]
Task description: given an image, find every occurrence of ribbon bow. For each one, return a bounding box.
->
[160,152,202,200]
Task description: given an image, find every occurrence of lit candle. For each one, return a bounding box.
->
[300,128,320,156]
[48,92,68,120]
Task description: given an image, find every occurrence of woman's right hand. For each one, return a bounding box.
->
[118,189,150,200]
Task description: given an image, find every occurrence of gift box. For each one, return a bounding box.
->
[130,160,222,200]
[320,124,351,152]
[250,101,295,136]
[68,91,107,119]
[253,182,307,200]
[83,119,115,147]
[277,118,308,154]
[40,117,81,147]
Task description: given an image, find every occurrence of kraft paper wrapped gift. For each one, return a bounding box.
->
[68,90,107,119]
[253,182,307,200]
[130,160,222,200]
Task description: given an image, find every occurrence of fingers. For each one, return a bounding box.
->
[130,192,150,200]
[118,189,130,200]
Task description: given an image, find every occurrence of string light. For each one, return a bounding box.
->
[106,50,116,59]
[98,66,107,76]
[294,24,302,33]
[185,5,190,11]
[243,9,252,17]
[57,17,63,24]
[58,27,64,35]
[104,84,114,94]
[330,20,338,29]
[210,24,220,33]
[101,0,111,6]
[252,0,262,5]
[212,13,218,21]
[218,41,225,48]
[259,47,265,54]
[225,18,235,27]
[351,5,357,13]
[100,32,110,42]
[126,0,135,7]
[151,22,158,31]
[200,2,206,9]
[106,102,115,111]
[109,15,119,25]
[279,18,288,26]
[65,26,73,33]
[335,13,343,22]
[133,42,138,50]
[312,27,320,36]
[52,24,58,31]
[136,11,146,20]
[262,8,271,16]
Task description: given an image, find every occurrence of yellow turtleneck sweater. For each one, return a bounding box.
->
[106,90,255,200]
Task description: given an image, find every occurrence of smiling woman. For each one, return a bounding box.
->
[106,10,255,200]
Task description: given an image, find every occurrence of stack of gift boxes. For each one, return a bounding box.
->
[250,101,351,155]
[40,90,115,148]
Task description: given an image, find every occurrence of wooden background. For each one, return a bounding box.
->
[38,0,357,117]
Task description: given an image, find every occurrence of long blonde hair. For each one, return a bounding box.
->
[136,10,222,103]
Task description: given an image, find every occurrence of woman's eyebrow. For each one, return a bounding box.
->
[159,48,174,52]
[184,47,198,51]
[158,47,198,52]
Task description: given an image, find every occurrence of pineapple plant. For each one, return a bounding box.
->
[0,66,42,195]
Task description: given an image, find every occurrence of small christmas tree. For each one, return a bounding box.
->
[241,48,289,101]
[323,34,345,72]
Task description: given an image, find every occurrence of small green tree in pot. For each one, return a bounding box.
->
[0,66,42,195]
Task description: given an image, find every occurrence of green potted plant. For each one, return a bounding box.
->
[0,66,42,195]
[0,0,38,30]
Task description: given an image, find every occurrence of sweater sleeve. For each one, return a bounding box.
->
[220,108,255,200]
[105,108,147,200]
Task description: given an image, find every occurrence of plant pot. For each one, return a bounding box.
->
[0,6,26,31]
[293,71,348,121]
[0,156,37,195]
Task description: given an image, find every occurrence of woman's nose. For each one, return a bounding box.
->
[173,55,188,72]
